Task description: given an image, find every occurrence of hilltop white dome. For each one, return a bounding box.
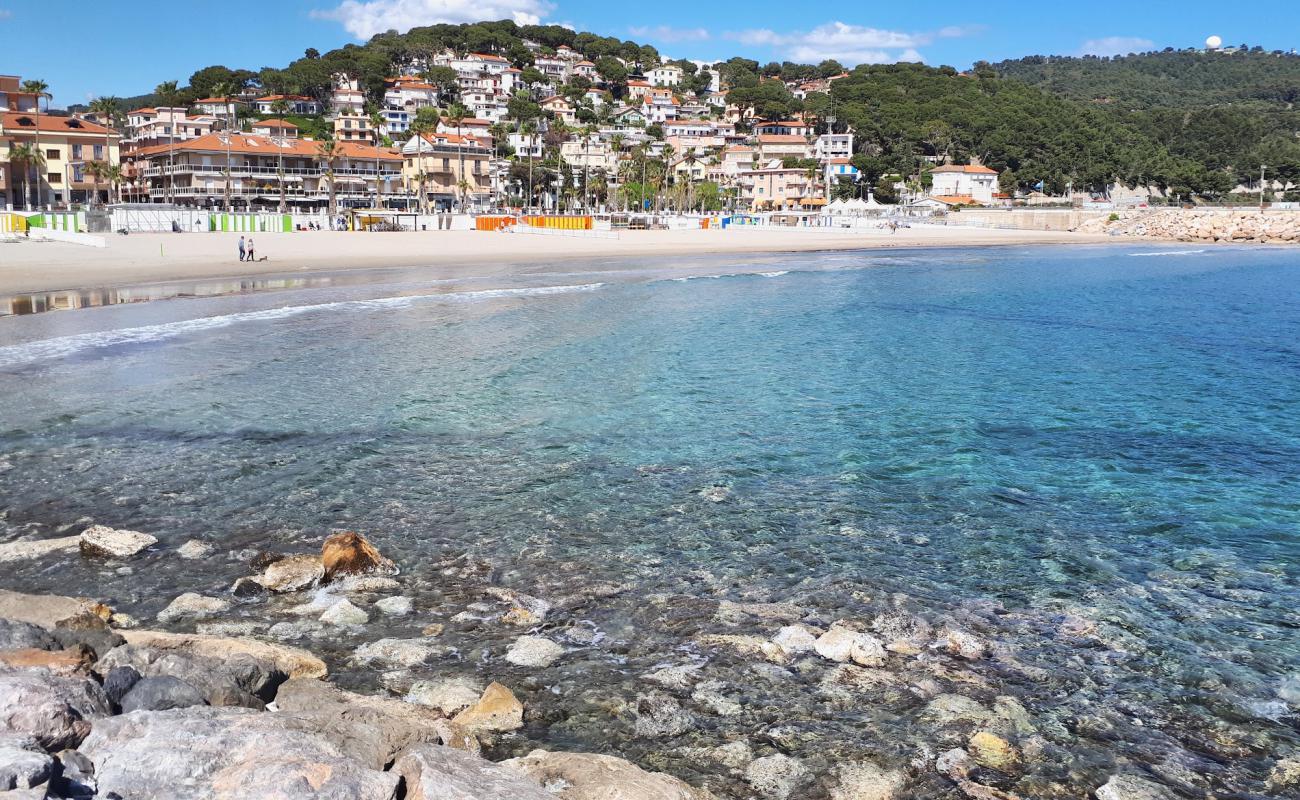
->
[1205,35,1223,50]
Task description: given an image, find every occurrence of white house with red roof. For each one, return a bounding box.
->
[929,163,998,204]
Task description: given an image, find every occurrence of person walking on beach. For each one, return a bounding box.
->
[246,237,255,262]
[238,236,246,262]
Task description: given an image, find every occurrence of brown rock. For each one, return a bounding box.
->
[322,532,396,583]
[0,590,110,629]
[0,647,94,676]
[451,681,524,735]
[968,731,1020,772]
[120,629,327,680]
[503,749,716,800]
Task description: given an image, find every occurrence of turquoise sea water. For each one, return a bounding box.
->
[1,245,1297,796]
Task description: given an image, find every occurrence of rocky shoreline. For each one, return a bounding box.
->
[1074,207,1300,243]
[1,524,1296,799]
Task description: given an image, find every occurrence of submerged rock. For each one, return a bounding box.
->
[504,748,716,799]
[406,676,485,716]
[452,682,525,735]
[79,525,157,559]
[814,625,887,666]
[374,595,413,617]
[1094,774,1179,800]
[968,731,1020,772]
[506,636,565,668]
[771,625,818,654]
[829,761,906,800]
[397,744,552,800]
[322,532,396,583]
[0,535,79,564]
[156,592,230,624]
[745,753,810,800]
[320,598,369,626]
[177,539,214,560]
[634,692,695,739]
[943,629,989,660]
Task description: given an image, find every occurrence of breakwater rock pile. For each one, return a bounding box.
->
[1074,207,1300,242]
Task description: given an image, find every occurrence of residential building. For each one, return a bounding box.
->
[130,132,402,210]
[508,132,543,159]
[755,119,813,137]
[334,111,377,144]
[824,158,860,193]
[627,80,653,100]
[1,110,120,208]
[929,163,998,204]
[649,64,683,87]
[436,117,492,139]
[573,61,598,81]
[254,95,321,115]
[330,74,366,117]
[643,90,679,123]
[0,75,41,112]
[194,97,246,117]
[739,159,816,211]
[250,119,299,138]
[757,134,812,161]
[401,131,493,210]
[540,96,577,125]
[814,132,854,163]
[535,56,568,81]
[560,138,618,172]
[610,106,647,127]
[123,107,214,150]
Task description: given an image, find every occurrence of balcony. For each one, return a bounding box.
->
[141,163,400,179]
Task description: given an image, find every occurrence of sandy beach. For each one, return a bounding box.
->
[0,225,1112,296]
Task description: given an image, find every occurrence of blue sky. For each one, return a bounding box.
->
[2,0,1296,106]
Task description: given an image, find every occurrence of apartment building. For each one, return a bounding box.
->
[1,110,120,209]
[129,132,402,211]
[333,111,377,144]
[738,159,816,210]
[253,95,321,115]
[400,131,493,210]
[930,163,998,204]
[757,134,812,161]
[330,74,366,117]
[0,75,41,112]
[814,132,854,163]
[648,64,683,87]
[123,107,216,149]
[250,119,298,138]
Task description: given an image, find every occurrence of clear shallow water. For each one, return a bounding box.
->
[1,245,1298,797]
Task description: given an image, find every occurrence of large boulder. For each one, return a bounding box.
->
[273,678,464,769]
[252,554,324,593]
[0,590,110,630]
[0,619,60,651]
[118,629,326,680]
[451,682,524,736]
[0,535,79,564]
[406,676,485,716]
[81,707,399,800]
[0,734,54,792]
[79,525,157,559]
[0,673,111,751]
[394,745,552,800]
[503,749,716,800]
[0,646,94,677]
[120,676,208,713]
[321,532,396,583]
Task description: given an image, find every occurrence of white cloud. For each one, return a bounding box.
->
[725,20,978,65]
[628,25,710,43]
[1080,36,1155,56]
[312,0,553,40]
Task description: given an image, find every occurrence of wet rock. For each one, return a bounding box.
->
[936,748,973,779]
[506,636,565,668]
[119,628,327,680]
[321,532,396,583]
[0,590,109,630]
[486,587,552,622]
[374,595,413,617]
[0,535,79,563]
[1267,758,1300,792]
[634,692,696,738]
[0,673,111,750]
[814,625,886,666]
[396,744,552,800]
[102,666,141,709]
[692,681,743,717]
[745,753,810,800]
[715,601,806,624]
[108,611,139,629]
[0,734,54,792]
[120,676,207,713]
[1094,774,1179,800]
[320,598,369,626]
[177,539,214,559]
[452,682,525,735]
[406,676,485,716]
[353,637,441,668]
[968,732,1020,772]
[80,706,399,799]
[830,761,906,800]
[990,696,1036,737]
[695,634,788,664]
[943,629,988,660]
[922,694,993,726]
[0,646,93,677]
[700,485,732,503]
[53,611,124,658]
[79,525,157,559]
[195,621,266,637]
[267,620,323,640]
[0,619,59,651]
[252,553,324,593]
[644,663,704,690]
[1278,674,1300,705]
[710,741,755,770]
[771,625,818,654]
[335,575,401,592]
[156,592,230,624]
[274,678,461,769]
[503,748,715,799]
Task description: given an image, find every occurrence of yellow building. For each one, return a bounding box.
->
[400,131,493,211]
[1,111,120,210]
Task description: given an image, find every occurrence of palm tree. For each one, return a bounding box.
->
[683,151,699,212]
[446,102,469,211]
[412,170,429,214]
[106,163,124,205]
[316,137,341,219]
[408,118,435,213]
[521,119,538,214]
[83,160,109,207]
[581,123,598,213]
[271,98,291,213]
[8,144,44,210]
[154,81,180,203]
[210,81,237,211]
[369,108,387,209]
[21,80,50,208]
[88,97,121,203]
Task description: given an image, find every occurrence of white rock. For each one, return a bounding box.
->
[320,598,369,626]
[771,625,818,654]
[830,761,906,800]
[375,596,413,617]
[80,525,157,559]
[353,638,441,668]
[814,625,886,666]
[505,636,564,668]
[156,593,230,624]
[1095,774,1179,800]
[943,629,988,660]
[177,540,214,560]
[745,753,810,800]
[406,676,486,716]
[0,535,80,563]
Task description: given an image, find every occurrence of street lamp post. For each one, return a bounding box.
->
[1260,164,1267,211]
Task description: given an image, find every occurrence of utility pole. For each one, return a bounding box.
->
[1260,164,1267,211]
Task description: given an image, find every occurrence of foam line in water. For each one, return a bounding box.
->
[1127,249,1208,257]
[0,283,604,367]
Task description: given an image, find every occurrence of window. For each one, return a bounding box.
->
[51,172,63,183]
[71,145,82,159]
[442,158,450,171]
[47,148,60,160]
[94,145,104,159]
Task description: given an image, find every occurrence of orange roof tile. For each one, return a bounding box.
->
[931,164,998,174]
[2,112,116,135]
[758,134,808,144]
